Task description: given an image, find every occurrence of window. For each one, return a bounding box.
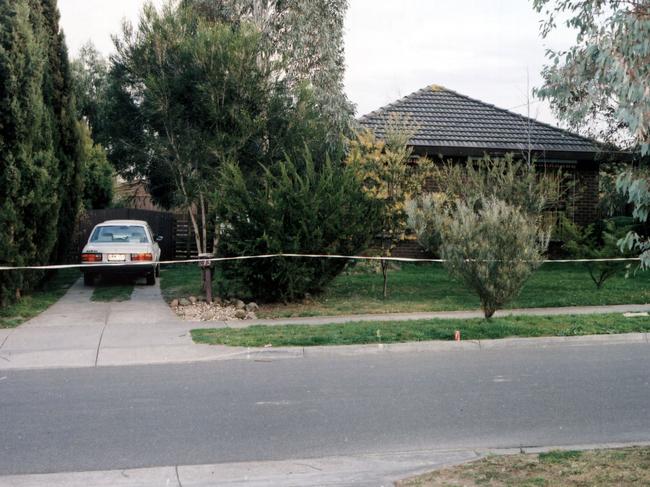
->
[90,225,150,243]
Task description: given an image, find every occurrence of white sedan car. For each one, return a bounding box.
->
[80,220,162,286]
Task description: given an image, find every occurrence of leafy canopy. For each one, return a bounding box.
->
[532,0,650,269]
[533,0,650,151]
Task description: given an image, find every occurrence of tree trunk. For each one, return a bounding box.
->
[204,265,212,304]
[482,305,496,319]
[198,191,213,304]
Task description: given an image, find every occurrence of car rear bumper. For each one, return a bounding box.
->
[81,264,156,276]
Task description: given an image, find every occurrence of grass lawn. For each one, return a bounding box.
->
[162,262,650,319]
[160,264,203,302]
[0,269,81,328]
[397,447,650,486]
[90,279,134,302]
[190,313,650,347]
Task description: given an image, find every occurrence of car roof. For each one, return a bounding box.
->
[96,220,149,226]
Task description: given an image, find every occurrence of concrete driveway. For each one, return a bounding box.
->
[0,279,245,370]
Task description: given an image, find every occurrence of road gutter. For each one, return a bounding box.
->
[4,441,650,487]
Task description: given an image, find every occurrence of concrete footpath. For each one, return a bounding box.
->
[0,279,649,370]
[2,442,649,487]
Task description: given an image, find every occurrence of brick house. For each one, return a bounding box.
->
[358,84,613,257]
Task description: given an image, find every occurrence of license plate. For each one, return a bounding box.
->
[107,254,126,262]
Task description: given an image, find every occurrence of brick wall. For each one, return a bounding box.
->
[391,158,601,259]
[391,236,432,259]
[572,165,599,225]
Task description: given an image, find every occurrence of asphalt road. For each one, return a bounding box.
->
[1,342,650,476]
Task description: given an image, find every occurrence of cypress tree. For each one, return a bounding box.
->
[37,0,82,263]
[0,0,81,304]
[0,0,58,304]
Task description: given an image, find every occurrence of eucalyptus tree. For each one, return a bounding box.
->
[533,0,650,268]
[71,41,110,146]
[181,0,354,154]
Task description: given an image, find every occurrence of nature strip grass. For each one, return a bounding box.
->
[0,269,81,328]
[397,447,650,486]
[190,313,650,347]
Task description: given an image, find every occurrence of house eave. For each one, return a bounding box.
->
[409,144,631,163]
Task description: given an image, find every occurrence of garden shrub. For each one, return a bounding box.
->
[432,153,565,218]
[407,155,565,318]
[437,197,550,318]
[558,216,637,288]
[215,152,382,301]
[406,193,449,257]
[345,119,432,298]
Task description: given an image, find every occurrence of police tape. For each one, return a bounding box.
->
[0,253,641,271]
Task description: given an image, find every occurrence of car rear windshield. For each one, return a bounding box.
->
[90,225,149,244]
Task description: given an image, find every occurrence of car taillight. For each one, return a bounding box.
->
[81,253,102,263]
[131,253,153,261]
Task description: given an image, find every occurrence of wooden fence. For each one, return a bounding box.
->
[173,214,198,260]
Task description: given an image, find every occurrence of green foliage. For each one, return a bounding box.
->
[40,0,83,264]
[108,3,276,257]
[558,216,636,288]
[408,155,564,257]
[617,169,650,269]
[433,153,565,218]
[437,198,550,318]
[0,0,82,305]
[79,121,113,210]
[533,0,650,272]
[0,1,55,304]
[161,262,650,318]
[406,194,449,257]
[533,0,650,152]
[345,116,432,297]
[407,156,560,317]
[598,162,631,217]
[71,41,110,146]
[181,0,354,152]
[215,153,382,302]
[106,1,351,273]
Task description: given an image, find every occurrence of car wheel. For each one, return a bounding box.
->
[146,273,156,286]
[83,273,95,286]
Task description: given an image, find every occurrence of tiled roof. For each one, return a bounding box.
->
[358,85,600,155]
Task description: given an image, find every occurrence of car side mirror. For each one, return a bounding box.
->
[155,235,164,242]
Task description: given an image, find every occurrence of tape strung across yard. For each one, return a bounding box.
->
[0,253,641,271]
